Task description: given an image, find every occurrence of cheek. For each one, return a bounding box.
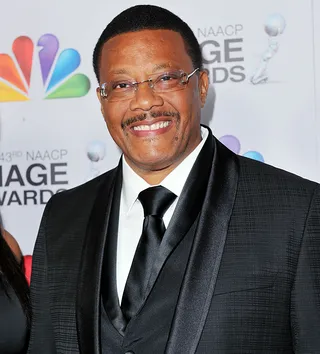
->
[171,89,199,124]
[102,103,125,130]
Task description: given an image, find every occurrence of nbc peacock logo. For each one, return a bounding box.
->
[0,34,90,102]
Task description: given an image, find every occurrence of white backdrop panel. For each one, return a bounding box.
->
[0,0,319,253]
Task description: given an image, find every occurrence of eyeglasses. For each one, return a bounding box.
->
[98,68,199,102]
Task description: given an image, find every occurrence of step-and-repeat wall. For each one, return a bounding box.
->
[0,0,319,255]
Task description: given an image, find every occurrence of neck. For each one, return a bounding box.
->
[124,135,202,185]
[128,163,178,185]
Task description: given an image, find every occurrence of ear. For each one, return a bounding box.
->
[198,70,209,108]
[96,86,102,104]
[96,87,105,116]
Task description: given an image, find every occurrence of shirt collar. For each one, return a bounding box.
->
[121,157,150,215]
[161,126,208,197]
[121,126,209,215]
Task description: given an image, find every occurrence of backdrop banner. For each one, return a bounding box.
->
[0,0,319,255]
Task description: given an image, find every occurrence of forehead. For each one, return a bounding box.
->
[99,29,193,75]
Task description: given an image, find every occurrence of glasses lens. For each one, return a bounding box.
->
[153,71,186,92]
[101,80,136,101]
[100,70,194,101]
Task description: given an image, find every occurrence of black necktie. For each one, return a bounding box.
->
[121,185,176,322]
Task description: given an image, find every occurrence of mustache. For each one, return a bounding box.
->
[121,111,180,129]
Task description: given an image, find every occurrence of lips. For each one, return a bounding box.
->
[129,119,173,137]
[132,121,170,131]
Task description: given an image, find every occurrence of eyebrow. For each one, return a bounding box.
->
[109,63,175,76]
[109,68,131,75]
[152,63,172,73]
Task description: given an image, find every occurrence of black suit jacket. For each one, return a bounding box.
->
[28,130,320,353]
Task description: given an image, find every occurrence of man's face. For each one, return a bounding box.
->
[97,29,208,173]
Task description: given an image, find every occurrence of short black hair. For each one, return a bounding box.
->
[92,5,202,82]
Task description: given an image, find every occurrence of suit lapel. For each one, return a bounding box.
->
[76,164,120,354]
[145,130,215,298]
[101,164,128,335]
[165,137,239,354]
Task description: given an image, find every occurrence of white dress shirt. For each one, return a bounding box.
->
[116,126,209,300]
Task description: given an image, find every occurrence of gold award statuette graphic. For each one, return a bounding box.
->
[251,14,286,85]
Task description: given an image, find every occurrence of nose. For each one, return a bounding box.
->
[129,82,164,111]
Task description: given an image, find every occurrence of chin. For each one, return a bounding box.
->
[133,154,174,171]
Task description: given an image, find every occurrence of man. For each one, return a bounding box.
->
[28,5,320,354]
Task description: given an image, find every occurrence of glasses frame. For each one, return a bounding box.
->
[99,67,200,101]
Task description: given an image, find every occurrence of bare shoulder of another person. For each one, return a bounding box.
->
[2,229,22,263]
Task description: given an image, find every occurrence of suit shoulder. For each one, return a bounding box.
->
[47,167,117,208]
[236,155,318,193]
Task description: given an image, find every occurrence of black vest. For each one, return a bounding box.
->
[100,218,197,353]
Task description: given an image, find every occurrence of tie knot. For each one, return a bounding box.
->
[138,186,176,218]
